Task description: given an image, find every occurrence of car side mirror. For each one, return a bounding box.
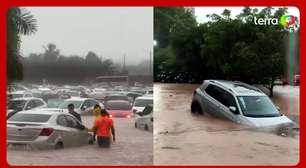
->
[136,112,143,116]
[229,106,239,114]
[77,124,85,130]
[26,106,32,110]
[81,106,87,110]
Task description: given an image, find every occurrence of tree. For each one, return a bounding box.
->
[43,43,60,63]
[7,7,37,81]
[156,7,293,97]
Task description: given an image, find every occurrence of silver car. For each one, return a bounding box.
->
[191,80,293,127]
[58,98,103,115]
[7,97,47,118]
[7,110,92,149]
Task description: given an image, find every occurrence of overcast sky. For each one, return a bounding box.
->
[20,7,153,65]
[195,7,300,23]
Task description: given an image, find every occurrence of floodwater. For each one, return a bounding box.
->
[7,117,153,165]
[154,83,299,165]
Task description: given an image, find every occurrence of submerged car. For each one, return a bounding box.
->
[7,98,47,119]
[58,98,103,115]
[191,80,293,127]
[105,100,133,118]
[132,96,153,114]
[7,110,92,149]
[135,104,153,131]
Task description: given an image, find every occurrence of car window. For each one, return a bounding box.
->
[25,94,32,97]
[134,99,153,107]
[82,100,90,108]
[8,100,26,111]
[205,84,221,101]
[218,89,237,108]
[142,105,153,115]
[26,100,36,109]
[8,113,51,122]
[57,115,68,127]
[66,115,79,128]
[34,100,44,107]
[205,84,237,109]
[89,100,97,107]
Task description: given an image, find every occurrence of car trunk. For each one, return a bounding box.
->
[7,122,47,141]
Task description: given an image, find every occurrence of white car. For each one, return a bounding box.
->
[7,110,92,149]
[7,97,47,118]
[58,98,103,115]
[132,96,153,114]
[135,105,153,131]
[7,91,33,99]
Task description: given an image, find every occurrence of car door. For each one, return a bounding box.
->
[56,115,75,147]
[80,100,91,115]
[216,89,239,122]
[65,115,88,145]
[203,84,224,117]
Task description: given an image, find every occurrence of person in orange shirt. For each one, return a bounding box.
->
[92,109,115,148]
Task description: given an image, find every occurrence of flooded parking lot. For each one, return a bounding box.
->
[154,83,299,165]
[7,116,153,165]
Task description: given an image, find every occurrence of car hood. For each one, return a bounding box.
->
[241,115,293,127]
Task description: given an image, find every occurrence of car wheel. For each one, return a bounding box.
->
[191,102,203,114]
[135,122,138,128]
[55,142,64,150]
[144,124,149,131]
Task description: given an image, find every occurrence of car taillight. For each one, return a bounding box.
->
[126,115,131,118]
[39,128,54,136]
[109,114,113,118]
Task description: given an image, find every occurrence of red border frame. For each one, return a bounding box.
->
[1,0,304,168]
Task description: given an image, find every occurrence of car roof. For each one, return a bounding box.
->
[135,96,153,100]
[8,91,30,94]
[17,109,66,115]
[10,97,42,101]
[205,80,266,96]
[106,100,130,104]
[64,97,90,101]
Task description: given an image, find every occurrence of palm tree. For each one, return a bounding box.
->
[7,7,37,81]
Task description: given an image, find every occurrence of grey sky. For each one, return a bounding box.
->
[195,7,300,23]
[20,7,153,65]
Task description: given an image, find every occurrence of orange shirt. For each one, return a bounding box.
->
[94,116,113,137]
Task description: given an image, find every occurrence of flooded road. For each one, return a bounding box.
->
[7,117,153,165]
[154,83,299,165]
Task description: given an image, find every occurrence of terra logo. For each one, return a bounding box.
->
[254,15,299,32]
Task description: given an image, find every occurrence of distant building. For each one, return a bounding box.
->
[185,7,195,16]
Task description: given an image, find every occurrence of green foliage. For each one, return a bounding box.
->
[154,7,299,96]
[22,44,116,84]
[7,7,37,81]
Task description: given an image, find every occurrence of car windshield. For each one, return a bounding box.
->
[134,99,153,107]
[106,96,128,101]
[107,102,132,110]
[8,113,51,122]
[58,100,83,109]
[237,96,280,117]
[8,100,26,111]
[47,99,63,108]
